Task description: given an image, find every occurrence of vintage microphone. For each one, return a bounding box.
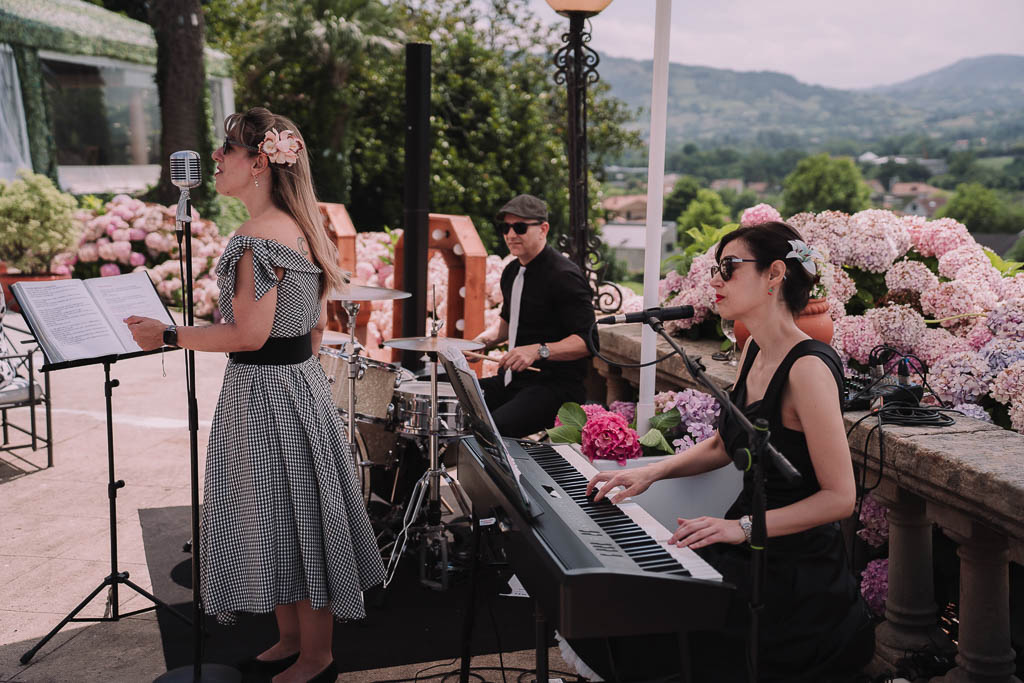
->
[596,305,695,325]
[157,152,238,683]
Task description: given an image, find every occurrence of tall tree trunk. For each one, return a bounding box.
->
[149,0,207,205]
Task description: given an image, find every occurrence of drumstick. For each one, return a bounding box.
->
[463,349,541,372]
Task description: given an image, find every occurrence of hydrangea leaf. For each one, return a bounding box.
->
[546,425,582,444]
[639,428,674,456]
[557,402,587,431]
[648,407,681,433]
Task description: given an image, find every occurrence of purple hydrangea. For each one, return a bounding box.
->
[608,400,637,424]
[857,495,888,548]
[860,558,889,616]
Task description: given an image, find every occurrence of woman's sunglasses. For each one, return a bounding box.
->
[497,220,543,236]
[220,138,259,155]
[711,257,758,281]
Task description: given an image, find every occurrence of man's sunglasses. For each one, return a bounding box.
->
[498,220,543,236]
[711,257,758,281]
[220,138,259,155]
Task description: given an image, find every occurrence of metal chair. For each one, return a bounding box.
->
[0,321,53,467]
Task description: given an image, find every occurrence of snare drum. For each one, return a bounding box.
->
[393,381,466,438]
[318,347,401,422]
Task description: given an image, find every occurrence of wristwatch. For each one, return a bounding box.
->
[739,515,753,544]
[162,324,178,347]
[538,343,550,360]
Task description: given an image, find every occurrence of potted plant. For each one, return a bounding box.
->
[0,171,79,312]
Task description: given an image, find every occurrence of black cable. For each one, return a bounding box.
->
[587,320,682,369]
[484,591,508,683]
[371,665,579,683]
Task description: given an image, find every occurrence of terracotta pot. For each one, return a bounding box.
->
[733,298,834,350]
[0,272,73,314]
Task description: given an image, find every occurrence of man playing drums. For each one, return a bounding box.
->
[473,194,596,437]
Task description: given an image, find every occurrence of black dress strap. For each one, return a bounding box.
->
[759,339,844,426]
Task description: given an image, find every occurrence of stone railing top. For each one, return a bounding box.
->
[597,325,1024,556]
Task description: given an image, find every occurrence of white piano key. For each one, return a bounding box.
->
[553,444,723,582]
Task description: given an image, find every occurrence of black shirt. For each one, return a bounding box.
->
[499,245,596,384]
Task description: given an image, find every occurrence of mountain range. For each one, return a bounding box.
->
[597,54,1024,149]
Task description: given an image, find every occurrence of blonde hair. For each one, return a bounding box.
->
[224,108,345,297]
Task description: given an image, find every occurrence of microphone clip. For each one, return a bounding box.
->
[175,188,192,233]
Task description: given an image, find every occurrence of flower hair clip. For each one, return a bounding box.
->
[260,129,304,166]
[785,239,823,275]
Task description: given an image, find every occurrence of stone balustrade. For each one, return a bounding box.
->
[593,325,1023,682]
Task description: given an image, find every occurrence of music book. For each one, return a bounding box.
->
[11,270,175,366]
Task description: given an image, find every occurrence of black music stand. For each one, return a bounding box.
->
[14,336,190,664]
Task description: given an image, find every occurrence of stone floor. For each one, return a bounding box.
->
[0,315,571,682]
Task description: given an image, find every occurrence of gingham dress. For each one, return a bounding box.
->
[200,234,385,623]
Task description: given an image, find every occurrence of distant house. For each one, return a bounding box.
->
[904,195,948,218]
[890,182,943,197]
[745,181,769,194]
[0,0,233,192]
[710,178,744,193]
[866,179,886,197]
[600,221,675,274]
[602,194,648,222]
[973,232,1020,258]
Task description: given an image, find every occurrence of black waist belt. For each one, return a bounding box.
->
[229,332,312,365]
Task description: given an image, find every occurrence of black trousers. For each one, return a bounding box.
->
[477,374,584,438]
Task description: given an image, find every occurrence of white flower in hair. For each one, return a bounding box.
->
[260,129,304,166]
[786,239,823,275]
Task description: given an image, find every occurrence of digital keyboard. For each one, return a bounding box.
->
[457,436,734,640]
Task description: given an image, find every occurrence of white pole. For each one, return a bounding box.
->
[635,0,673,433]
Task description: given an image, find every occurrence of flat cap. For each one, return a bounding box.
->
[496,194,548,222]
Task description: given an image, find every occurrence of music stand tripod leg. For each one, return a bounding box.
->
[20,361,190,665]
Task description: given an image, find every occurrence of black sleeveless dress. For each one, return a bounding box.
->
[689,338,870,682]
[568,340,871,682]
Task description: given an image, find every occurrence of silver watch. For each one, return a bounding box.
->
[538,343,550,360]
[739,515,753,544]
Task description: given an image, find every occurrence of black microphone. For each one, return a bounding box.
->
[597,305,695,325]
[170,150,201,233]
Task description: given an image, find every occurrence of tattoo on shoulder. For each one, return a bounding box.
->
[297,236,309,257]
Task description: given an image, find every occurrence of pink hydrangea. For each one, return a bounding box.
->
[964,317,995,350]
[608,401,636,423]
[790,210,851,264]
[843,210,911,273]
[909,217,974,259]
[820,261,857,304]
[833,315,883,365]
[930,350,992,404]
[78,243,99,262]
[1008,400,1024,433]
[659,269,686,300]
[919,280,997,327]
[937,244,990,279]
[581,412,641,465]
[985,298,1024,340]
[112,240,133,265]
[99,263,121,277]
[914,326,972,367]
[739,203,782,227]
[129,251,146,267]
[997,274,1024,302]
[952,261,1003,290]
[885,259,939,294]
[663,249,718,333]
[864,304,926,353]
[990,360,1024,405]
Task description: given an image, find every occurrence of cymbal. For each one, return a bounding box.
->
[328,284,411,302]
[382,336,484,353]
[320,330,350,346]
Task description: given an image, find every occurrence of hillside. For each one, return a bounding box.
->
[599,54,1024,148]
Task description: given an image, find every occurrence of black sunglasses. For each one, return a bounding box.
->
[498,220,543,236]
[220,138,259,155]
[711,257,758,281]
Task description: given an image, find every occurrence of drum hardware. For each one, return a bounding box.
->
[381,315,482,590]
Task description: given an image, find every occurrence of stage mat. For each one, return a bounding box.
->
[139,506,548,680]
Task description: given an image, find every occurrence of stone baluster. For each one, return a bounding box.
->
[872,486,949,665]
[932,509,1020,683]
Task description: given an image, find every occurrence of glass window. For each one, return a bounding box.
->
[40,53,160,166]
[0,43,32,180]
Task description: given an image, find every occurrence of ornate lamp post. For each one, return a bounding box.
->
[547,0,621,313]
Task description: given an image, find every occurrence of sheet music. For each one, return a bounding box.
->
[85,271,173,353]
[12,279,125,363]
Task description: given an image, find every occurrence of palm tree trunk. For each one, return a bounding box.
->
[149,0,207,205]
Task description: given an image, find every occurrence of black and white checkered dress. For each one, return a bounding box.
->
[200,235,385,624]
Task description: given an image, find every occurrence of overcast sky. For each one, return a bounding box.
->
[526,0,1024,90]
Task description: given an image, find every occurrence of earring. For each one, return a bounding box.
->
[768,287,774,295]
[253,176,259,188]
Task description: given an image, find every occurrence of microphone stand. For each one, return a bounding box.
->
[157,189,238,683]
[642,313,801,683]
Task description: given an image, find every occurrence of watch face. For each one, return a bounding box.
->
[539,344,549,359]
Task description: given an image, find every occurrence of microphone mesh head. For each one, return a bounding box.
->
[170,151,201,188]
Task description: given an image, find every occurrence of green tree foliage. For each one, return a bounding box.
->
[781,154,871,216]
[938,182,1024,233]
[677,189,729,237]
[662,175,700,223]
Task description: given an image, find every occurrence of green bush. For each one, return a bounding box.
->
[0,171,79,273]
